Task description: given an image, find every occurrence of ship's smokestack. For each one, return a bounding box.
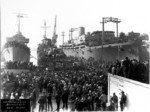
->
[78,27,85,36]
[86,32,90,35]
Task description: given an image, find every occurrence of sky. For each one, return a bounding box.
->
[1,0,150,65]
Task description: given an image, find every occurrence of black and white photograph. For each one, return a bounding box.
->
[0,0,150,112]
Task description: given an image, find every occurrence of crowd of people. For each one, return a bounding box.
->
[1,55,148,112]
[108,57,149,84]
[5,61,33,69]
[2,56,111,112]
[3,41,30,53]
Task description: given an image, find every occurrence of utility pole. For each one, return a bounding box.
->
[62,32,65,45]
[69,32,70,42]
[116,18,120,59]
[101,17,105,63]
[70,29,73,43]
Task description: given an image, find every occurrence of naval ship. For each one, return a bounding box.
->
[60,18,149,62]
[37,17,65,68]
[2,14,30,63]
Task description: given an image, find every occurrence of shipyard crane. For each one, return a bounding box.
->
[100,17,121,62]
[52,16,58,46]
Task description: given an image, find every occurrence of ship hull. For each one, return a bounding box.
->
[3,47,30,62]
[62,42,145,62]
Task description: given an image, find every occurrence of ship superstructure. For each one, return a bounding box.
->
[2,13,30,62]
[37,17,64,67]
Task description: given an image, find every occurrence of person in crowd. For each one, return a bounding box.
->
[111,65,116,75]
[53,84,56,97]
[47,93,53,111]
[29,93,36,112]
[55,89,62,111]
[99,91,107,111]
[47,81,53,95]
[91,91,96,110]
[19,93,25,99]
[76,97,85,111]
[62,86,69,109]
[115,59,121,68]
[107,97,115,111]
[43,91,47,111]
[10,93,15,99]
[70,92,76,111]
[5,93,10,99]
[123,57,131,78]
[86,95,92,111]
[15,93,19,100]
[120,91,127,111]
[38,94,45,112]
[116,65,121,76]
[112,93,118,111]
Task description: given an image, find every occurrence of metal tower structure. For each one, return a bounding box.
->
[101,17,121,62]
[52,16,58,46]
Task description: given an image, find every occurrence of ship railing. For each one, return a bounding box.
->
[4,61,32,70]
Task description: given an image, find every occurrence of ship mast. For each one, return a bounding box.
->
[41,21,50,39]
[15,13,27,34]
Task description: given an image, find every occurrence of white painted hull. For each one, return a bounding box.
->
[3,47,30,62]
[62,42,141,62]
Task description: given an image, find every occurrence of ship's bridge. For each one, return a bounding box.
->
[6,32,29,44]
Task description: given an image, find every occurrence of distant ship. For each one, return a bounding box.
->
[2,13,30,63]
[37,17,65,68]
[60,20,149,62]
